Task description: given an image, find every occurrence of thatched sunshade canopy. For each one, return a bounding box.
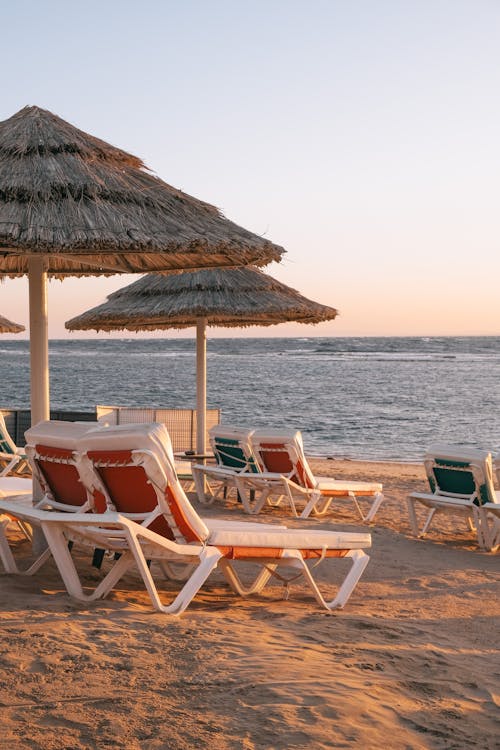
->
[65,267,338,330]
[0,105,284,433]
[0,107,284,276]
[0,314,24,334]
[66,268,338,452]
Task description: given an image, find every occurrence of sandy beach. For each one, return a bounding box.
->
[1,458,499,750]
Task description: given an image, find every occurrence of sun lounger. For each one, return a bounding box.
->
[8,423,371,614]
[407,444,499,544]
[0,413,29,477]
[192,426,260,508]
[221,429,384,520]
[0,421,98,574]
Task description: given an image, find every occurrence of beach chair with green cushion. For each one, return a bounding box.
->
[0,423,372,614]
[0,413,29,478]
[192,426,261,510]
[233,429,384,520]
[407,444,499,542]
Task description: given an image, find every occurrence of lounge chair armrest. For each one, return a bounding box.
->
[192,464,239,477]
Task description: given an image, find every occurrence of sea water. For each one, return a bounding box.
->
[0,336,498,461]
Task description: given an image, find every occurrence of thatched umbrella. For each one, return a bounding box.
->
[0,314,24,334]
[0,106,284,430]
[66,267,338,452]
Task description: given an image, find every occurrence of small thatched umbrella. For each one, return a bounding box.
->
[0,106,284,430]
[66,267,338,452]
[0,314,24,334]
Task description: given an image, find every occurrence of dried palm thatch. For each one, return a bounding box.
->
[0,314,24,333]
[0,106,284,277]
[66,267,338,331]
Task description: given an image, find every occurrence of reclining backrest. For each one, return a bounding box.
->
[424,444,496,505]
[0,413,18,455]
[24,421,98,510]
[250,429,317,489]
[78,423,210,544]
[493,457,500,498]
[209,426,259,474]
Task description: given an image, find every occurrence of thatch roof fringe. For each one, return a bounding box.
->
[0,107,284,276]
[0,314,24,333]
[66,267,338,331]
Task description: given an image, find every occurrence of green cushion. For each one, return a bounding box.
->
[0,438,14,454]
[432,466,475,495]
[213,437,258,473]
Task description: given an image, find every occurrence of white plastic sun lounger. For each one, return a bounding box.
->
[0,413,29,478]
[0,421,98,574]
[0,423,371,614]
[192,425,260,507]
[407,444,499,546]
[225,429,384,520]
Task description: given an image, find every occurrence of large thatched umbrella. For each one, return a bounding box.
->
[0,314,24,334]
[0,106,284,431]
[66,267,338,452]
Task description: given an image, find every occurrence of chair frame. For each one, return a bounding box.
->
[0,424,371,614]
[234,430,384,520]
[192,426,260,508]
[407,446,498,544]
[0,429,95,575]
[0,413,29,478]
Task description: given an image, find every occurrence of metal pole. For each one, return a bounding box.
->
[196,317,207,455]
[28,256,50,427]
[28,257,49,541]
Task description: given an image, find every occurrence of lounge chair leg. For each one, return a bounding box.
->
[89,552,137,600]
[475,508,500,552]
[219,560,277,596]
[284,486,298,517]
[466,515,476,532]
[421,508,437,536]
[295,549,370,610]
[40,524,135,601]
[407,498,437,537]
[126,528,223,614]
[192,467,214,505]
[363,492,384,523]
[235,479,269,515]
[158,561,196,581]
[473,507,487,550]
[308,496,333,517]
[300,490,323,519]
[0,517,52,575]
[406,497,419,535]
[40,522,89,599]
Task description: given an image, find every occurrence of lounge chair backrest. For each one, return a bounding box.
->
[250,429,317,489]
[24,421,97,510]
[77,423,210,544]
[494,457,500,493]
[423,444,496,506]
[0,413,18,455]
[209,426,260,474]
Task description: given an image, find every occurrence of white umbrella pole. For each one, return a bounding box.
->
[196,317,207,455]
[28,256,50,427]
[28,257,50,547]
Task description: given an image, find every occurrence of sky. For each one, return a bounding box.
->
[1,0,499,339]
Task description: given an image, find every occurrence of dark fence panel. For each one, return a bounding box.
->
[1,409,96,446]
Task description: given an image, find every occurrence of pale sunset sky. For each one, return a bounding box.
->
[1,0,499,338]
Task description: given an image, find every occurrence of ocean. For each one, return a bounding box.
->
[0,336,498,461]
